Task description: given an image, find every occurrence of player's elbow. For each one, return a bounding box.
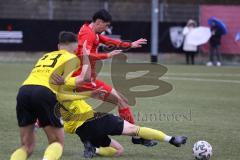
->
[83,76,91,83]
[76,77,90,86]
[76,78,84,86]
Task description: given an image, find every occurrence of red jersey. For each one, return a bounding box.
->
[72,23,131,81]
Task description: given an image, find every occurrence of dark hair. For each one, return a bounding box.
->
[58,31,77,44]
[92,9,112,22]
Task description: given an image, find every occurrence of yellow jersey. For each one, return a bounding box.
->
[23,49,94,133]
[59,99,94,134]
[56,84,94,134]
[23,49,79,93]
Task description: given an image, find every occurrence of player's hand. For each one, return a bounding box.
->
[131,38,147,48]
[82,40,90,56]
[51,73,65,85]
[108,50,123,58]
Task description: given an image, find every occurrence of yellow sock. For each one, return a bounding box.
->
[43,142,63,160]
[10,147,27,160]
[96,147,117,157]
[136,127,172,142]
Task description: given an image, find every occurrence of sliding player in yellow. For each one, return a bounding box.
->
[10,31,91,160]
[53,78,188,158]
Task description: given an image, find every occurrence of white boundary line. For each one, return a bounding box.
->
[166,73,240,77]
[162,77,240,84]
[98,72,240,84]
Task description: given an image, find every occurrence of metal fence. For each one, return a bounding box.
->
[0,0,198,22]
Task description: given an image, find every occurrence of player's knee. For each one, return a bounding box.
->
[24,143,35,155]
[118,102,127,108]
[21,138,35,155]
[123,121,138,135]
[116,146,124,156]
[128,123,136,130]
[117,96,128,107]
[55,135,64,146]
[118,95,129,104]
[45,127,64,146]
[129,125,138,135]
[48,138,64,147]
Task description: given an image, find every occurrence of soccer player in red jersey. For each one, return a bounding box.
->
[72,9,157,147]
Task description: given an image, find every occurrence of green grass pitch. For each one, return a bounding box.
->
[0,61,240,160]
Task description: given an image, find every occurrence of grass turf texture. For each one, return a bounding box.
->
[0,62,240,160]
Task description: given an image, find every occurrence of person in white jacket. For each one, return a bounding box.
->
[182,19,198,65]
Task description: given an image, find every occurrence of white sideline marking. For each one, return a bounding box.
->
[162,77,240,84]
[167,73,240,77]
[98,72,240,84]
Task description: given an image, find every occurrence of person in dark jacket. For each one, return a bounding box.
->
[206,21,224,66]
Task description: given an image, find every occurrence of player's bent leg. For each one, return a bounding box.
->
[42,126,64,160]
[94,81,157,147]
[109,89,135,124]
[20,125,36,155]
[43,126,64,145]
[10,124,36,160]
[110,89,129,107]
[91,80,135,124]
[122,120,187,147]
[120,113,158,147]
[109,139,124,156]
[83,139,123,157]
[109,89,158,147]
[99,90,119,105]
[122,120,138,136]
[91,83,135,124]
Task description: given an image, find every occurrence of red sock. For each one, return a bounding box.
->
[118,107,135,124]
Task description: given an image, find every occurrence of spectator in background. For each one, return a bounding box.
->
[182,19,198,65]
[207,21,223,66]
[235,32,240,42]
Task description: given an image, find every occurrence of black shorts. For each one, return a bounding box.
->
[16,85,63,128]
[75,113,124,147]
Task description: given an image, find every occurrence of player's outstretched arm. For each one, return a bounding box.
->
[51,40,91,87]
[75,40,91,86]
[100,35,147,49]
[131,38,147,48]
[78,33,110,61]
[99,34,131,49]
[86,49,123,60]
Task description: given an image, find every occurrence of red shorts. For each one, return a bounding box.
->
[76,79,112,100]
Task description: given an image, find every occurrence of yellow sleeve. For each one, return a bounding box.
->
[57,89,92,102]
[62,56,80,88]
[64,71,77,88]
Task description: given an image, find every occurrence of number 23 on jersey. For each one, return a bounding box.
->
[34,53,63,69]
